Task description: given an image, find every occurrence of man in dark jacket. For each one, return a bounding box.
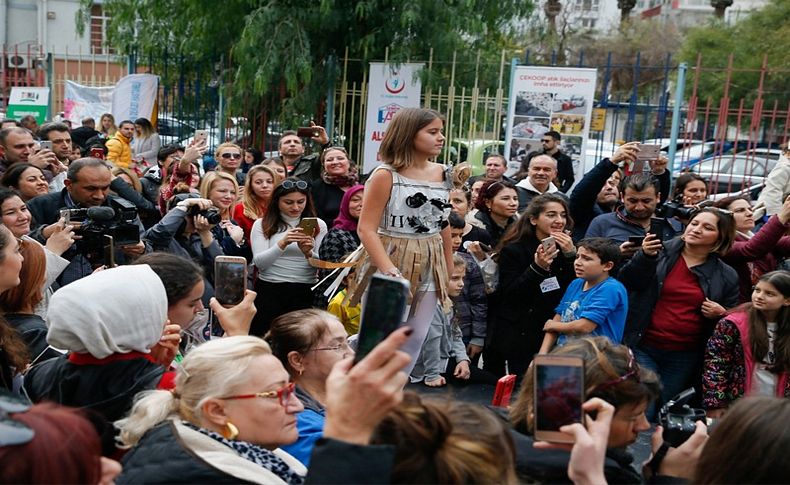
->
[27,158,146,285]
[69,117,101,149]
[268,125,331,181]
[540,130,575,193]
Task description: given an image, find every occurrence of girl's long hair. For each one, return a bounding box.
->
[495,193,572,254]
[748,270,790,372]
[261,178,316,239]
[241,165,281,221]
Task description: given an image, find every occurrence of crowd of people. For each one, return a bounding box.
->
[0,109,789,484]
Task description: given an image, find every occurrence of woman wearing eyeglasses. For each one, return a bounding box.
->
[507,337,702,484]
[251,178,327,336]
[115,329,412,484]
[264,309,352,466]
[310,147,359,224]
[619,208,739,415]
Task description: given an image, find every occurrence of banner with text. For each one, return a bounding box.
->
[505,66,597,183]
[363,62,423,173]
[63,81,115,125]
[111,74,159,124]
[7,87,50,124]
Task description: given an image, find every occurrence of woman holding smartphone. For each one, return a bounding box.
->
[619,207,739,413]
[351,108,466,373]
[250,178,326,336]
[485,194,576,378]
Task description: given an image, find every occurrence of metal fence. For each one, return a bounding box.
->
[2,44,788,196]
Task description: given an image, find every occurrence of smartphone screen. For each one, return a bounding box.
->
[533,355,585,443]
[297,127,320,138]
[103,235,115,268]
[354,274,410,363]
[214,256,247,306]
[649,217,665,241]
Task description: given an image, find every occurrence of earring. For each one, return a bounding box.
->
[299,369,303,376]
[223,421,239,440]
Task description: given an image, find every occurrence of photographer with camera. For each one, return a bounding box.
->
[142,194,224,287]
[586,172,681,259]
[618,208,739,418]
[26,158,147,286]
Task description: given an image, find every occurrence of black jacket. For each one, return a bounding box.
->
[4,313,50,362]
[618,237,739,347]
[118,420,395,484]
[486,236,576,374]
[310,178,344,224]
[474,211,516,249]
[551,150,575,193]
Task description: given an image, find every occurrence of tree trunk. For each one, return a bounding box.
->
[544,0,562,35]
[618,0,636,28]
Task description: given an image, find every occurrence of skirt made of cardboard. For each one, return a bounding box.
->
[318,232,450,315]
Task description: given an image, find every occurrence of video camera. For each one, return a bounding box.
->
[657,388,706,447]
[63,197,140,263]
[655,195,714,220]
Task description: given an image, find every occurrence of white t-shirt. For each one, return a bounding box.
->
[752,322,778,396]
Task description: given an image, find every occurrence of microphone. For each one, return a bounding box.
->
[86,206,116,221]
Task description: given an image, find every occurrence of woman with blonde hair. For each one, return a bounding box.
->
[232,164,281,241]
[199,171,248,257]
[99,113,117,137]
[116,328,415,483]
[132,117,161,167]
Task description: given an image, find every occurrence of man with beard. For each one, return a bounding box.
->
[585,170,679,259]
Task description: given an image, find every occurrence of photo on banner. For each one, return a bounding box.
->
[505,67,597,184]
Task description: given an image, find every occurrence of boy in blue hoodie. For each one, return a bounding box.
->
[539,237,628,353]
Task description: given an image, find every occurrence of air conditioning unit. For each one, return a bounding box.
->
[5,54,33,70]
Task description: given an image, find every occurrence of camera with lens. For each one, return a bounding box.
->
[65,197,140,263]
[654,194,697,220]
[658,388,706,447]
[187,205,222,225]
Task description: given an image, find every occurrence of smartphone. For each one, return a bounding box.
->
[297,127,320,138]
[89,147,105,159]
[60,208,71,224]
[649,217,665,242]
[541,236,556,253]
[39,141,53,151]
[354,274,410,364]
[533,354,585,443]
[298,217,319,237]
[103,235,115,268]
[492,374,517,407]
[628,235,645,246]
[635,143,661,161]
[214,256,247,306]
[194,130,208,144]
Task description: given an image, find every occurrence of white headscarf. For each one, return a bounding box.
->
[47,265,168,359]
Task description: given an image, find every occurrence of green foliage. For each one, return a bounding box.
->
[679,0,789,105]
[78,0,533,120]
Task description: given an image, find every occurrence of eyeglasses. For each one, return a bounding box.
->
[591,349,641,394]
[0,390,35,446]
[221,153,243,160]
[220,382,296,408]
[281,179,309,190]
[311,341,352,354]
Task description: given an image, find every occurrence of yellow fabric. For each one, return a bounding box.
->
[327,289,361,335]
[106,132,132,168]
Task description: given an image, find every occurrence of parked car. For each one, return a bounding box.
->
[157,116,196,146]
[446,139,505,176]
[692,154,777,195]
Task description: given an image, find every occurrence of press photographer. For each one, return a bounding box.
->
[27,158,146,285]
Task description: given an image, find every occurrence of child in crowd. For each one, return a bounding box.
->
[448,211,488,363]
[326,269,361,336]
[540,237,628,352]
[411,255,472,387]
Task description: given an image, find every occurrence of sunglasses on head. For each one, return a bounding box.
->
[221,153,242,160]
[281,179,309,190]
[0,390,34,447]
[591,349,641,394]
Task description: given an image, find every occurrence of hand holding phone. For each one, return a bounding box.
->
[194,130,208,145]
[533,355,585,443]
[214,256,247,306]
[297,127,320,138]
[39,141,53,151]
[628,236,645,246]
[541,236,557,253]
[298,217,319,237]
[354,274,410,364]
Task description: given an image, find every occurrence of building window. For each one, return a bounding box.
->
[89,5,115,55]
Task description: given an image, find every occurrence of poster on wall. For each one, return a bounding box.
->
[504,66,597,185]
[363,62,423,173]
[63,81,115,125]
[6,87,50,124]
[111,74,159,124]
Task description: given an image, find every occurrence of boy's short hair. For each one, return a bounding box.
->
[448,211,465,230]
[577,237,620,266]
[452,253,467,270]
